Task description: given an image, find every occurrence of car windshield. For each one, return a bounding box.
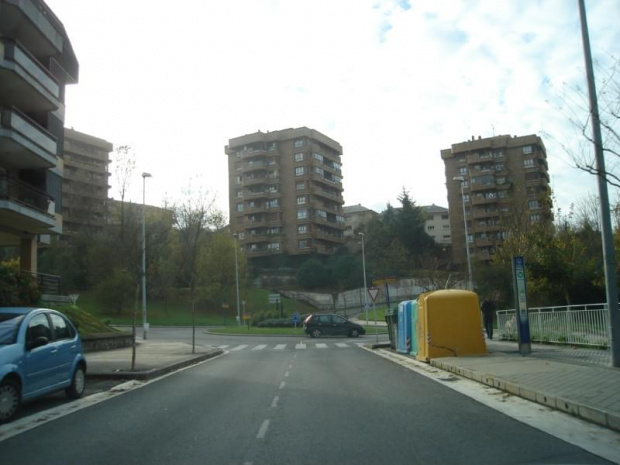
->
[0,314,25,345]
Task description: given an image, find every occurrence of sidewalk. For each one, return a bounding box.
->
[388,340,620,432]
[85,341,223,381]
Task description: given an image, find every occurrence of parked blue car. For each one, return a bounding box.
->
[0,307,87,423]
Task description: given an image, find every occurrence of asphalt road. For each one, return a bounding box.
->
[0,330,612,465]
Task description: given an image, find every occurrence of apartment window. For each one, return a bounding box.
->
[267,142,277,151]
[297,196,307,205]
[522,145,533,154]
[458,167,468,175]
[236,189,243,198]
[333,175,342,183]
[457,157,466,162]
[528,200,540,209]
[443,224,450,229]
[336,215,345,223]
[247,201,257,208]
[494,163,505,171]
[296,181,306,190]
[467,234,473,243]
[441,214,449,220]
[498,190,508,199]
[493,150,504,158]
[463,194,470,202]
[236,203,244,212]
[295,152,305,162]
[315,166,324,175]
[294,139,305,148]
[235,176,242,184]
[427,225,435,231]
[295,166,306,176]
[268,242,280,250]
[316,209,327,218]
[530,214,541,222]
[298,225,307,234]
[297,209,309,219]
[266,199,279,209]
[496,177,506,185]
[524,159,535,168]
[238,232,245,240]
[312,152,324,162]
[298,239,309,249]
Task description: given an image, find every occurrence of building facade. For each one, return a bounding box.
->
[62,128,112,238]
[343,204,378,238]
[422,204,451,246]
[225,128,345,259]
[0,0,78,272]
[442,134,552,265]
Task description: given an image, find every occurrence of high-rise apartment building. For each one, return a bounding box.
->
[442,134,552,265]
[422,204,451,246]
[62,128,113,238]
[0,0,78,272]
[225,128,345,260]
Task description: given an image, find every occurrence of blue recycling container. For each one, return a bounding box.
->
[396,300,419,355]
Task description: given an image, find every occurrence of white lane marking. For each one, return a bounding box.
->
[356,343,365,347]
[244,462,253,465]
[252,344,267,351]
[279,381,286,389]
[0,351,227,443]
[285,371,290,377]
[230,345,249,352]
[335,343,349,348]
[217,345,230,349]
[315,343,328,349]
[295,343,306,350]
[271,396,279,408]
[288,364,293,369]
[293,353,298,359]
[365,347,620,465]
[274,344,286,350]
[256,419,270,439]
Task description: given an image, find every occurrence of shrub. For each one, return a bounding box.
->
[0,259,40,306]
[255,318,295,328]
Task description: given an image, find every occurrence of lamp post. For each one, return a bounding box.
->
[141,172,152,340]
[233,233,241,326]
[359,232,369,324]
[453,176,474,291]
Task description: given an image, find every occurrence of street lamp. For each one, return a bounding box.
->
[141,172,152,340]
[233,233,241,326]
[453,176,474,291]
[359,232,369,323]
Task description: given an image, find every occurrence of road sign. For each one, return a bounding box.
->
[221,303,229,309]
[372,277,397,286]
[268,294,281,304]
[243,313,251,320]
[291,313,300,324]
[367,287,380,302]
[512,256,531,354]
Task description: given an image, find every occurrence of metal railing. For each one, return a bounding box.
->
[497,303,611,347]
[0,175,53,215]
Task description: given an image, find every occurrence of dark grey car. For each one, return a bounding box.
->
[303,314,365,338]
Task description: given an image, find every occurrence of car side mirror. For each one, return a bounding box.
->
[29,336,49,350]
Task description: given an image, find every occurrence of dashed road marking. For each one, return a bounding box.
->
[315,343,328,349]
[335,343,349,348]
[274,344,286,350]
[279,381,286,389]
[271,396,279,408]
[251,344,267,351]
[295,343,306,350]
[256,420,270,439]
[285,371,290,377]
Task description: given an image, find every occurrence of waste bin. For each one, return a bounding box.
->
[415,289,486,362]
[397,300,419,355]
[384,306,398,350]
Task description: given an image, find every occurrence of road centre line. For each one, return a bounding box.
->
[288,364,293,369]
[256,419,270,439]
[279,381,286,389]
[285,371,289,377]
[271,396,279,408]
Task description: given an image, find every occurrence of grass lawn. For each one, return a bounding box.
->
[357,306,388,322]
[71,289,319,327]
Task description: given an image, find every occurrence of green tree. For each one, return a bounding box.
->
[297,258,331,289]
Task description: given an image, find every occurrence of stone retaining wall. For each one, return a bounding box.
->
[81,332,134,353]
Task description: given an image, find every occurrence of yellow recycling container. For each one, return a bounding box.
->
[415,289,486,362]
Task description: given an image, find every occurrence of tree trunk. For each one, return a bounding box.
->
[131,283,139,371]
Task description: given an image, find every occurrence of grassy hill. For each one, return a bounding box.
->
[49,304,119,335]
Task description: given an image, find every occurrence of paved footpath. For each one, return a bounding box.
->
[396,340,620,432]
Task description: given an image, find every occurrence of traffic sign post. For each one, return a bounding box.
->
[291,312,300,329]
[512,256,531,354]
[368,288,380,343]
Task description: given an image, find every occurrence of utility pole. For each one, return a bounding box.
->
[578,0,619,367]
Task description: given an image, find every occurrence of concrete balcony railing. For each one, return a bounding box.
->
[0,38,61,111]
[0,106,57,168]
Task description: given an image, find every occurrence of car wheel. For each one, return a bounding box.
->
[65,365,86,399]
[310,328,322,338]
[0,379,21,424]
[350,329,360,338]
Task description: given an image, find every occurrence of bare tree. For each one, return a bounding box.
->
[546,57,620,187]
[113,145,136,244]
[173,180,220,353]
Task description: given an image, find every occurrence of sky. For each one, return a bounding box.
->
[45,0,620,219]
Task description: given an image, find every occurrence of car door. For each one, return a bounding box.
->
[49,313,78,385]
[23,313,58,397]
[331,315,349,336]
[317,315,334,335]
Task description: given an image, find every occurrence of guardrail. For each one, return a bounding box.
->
[497,303,611,347]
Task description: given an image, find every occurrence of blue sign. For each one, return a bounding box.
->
[291,313,300,324]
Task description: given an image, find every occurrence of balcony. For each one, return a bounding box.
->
[0,175,55,234]
[471,195,498,206]
[0,106,57,169]
[0,39,61,111]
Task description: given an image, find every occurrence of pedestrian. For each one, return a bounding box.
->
[481,299,496,340]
